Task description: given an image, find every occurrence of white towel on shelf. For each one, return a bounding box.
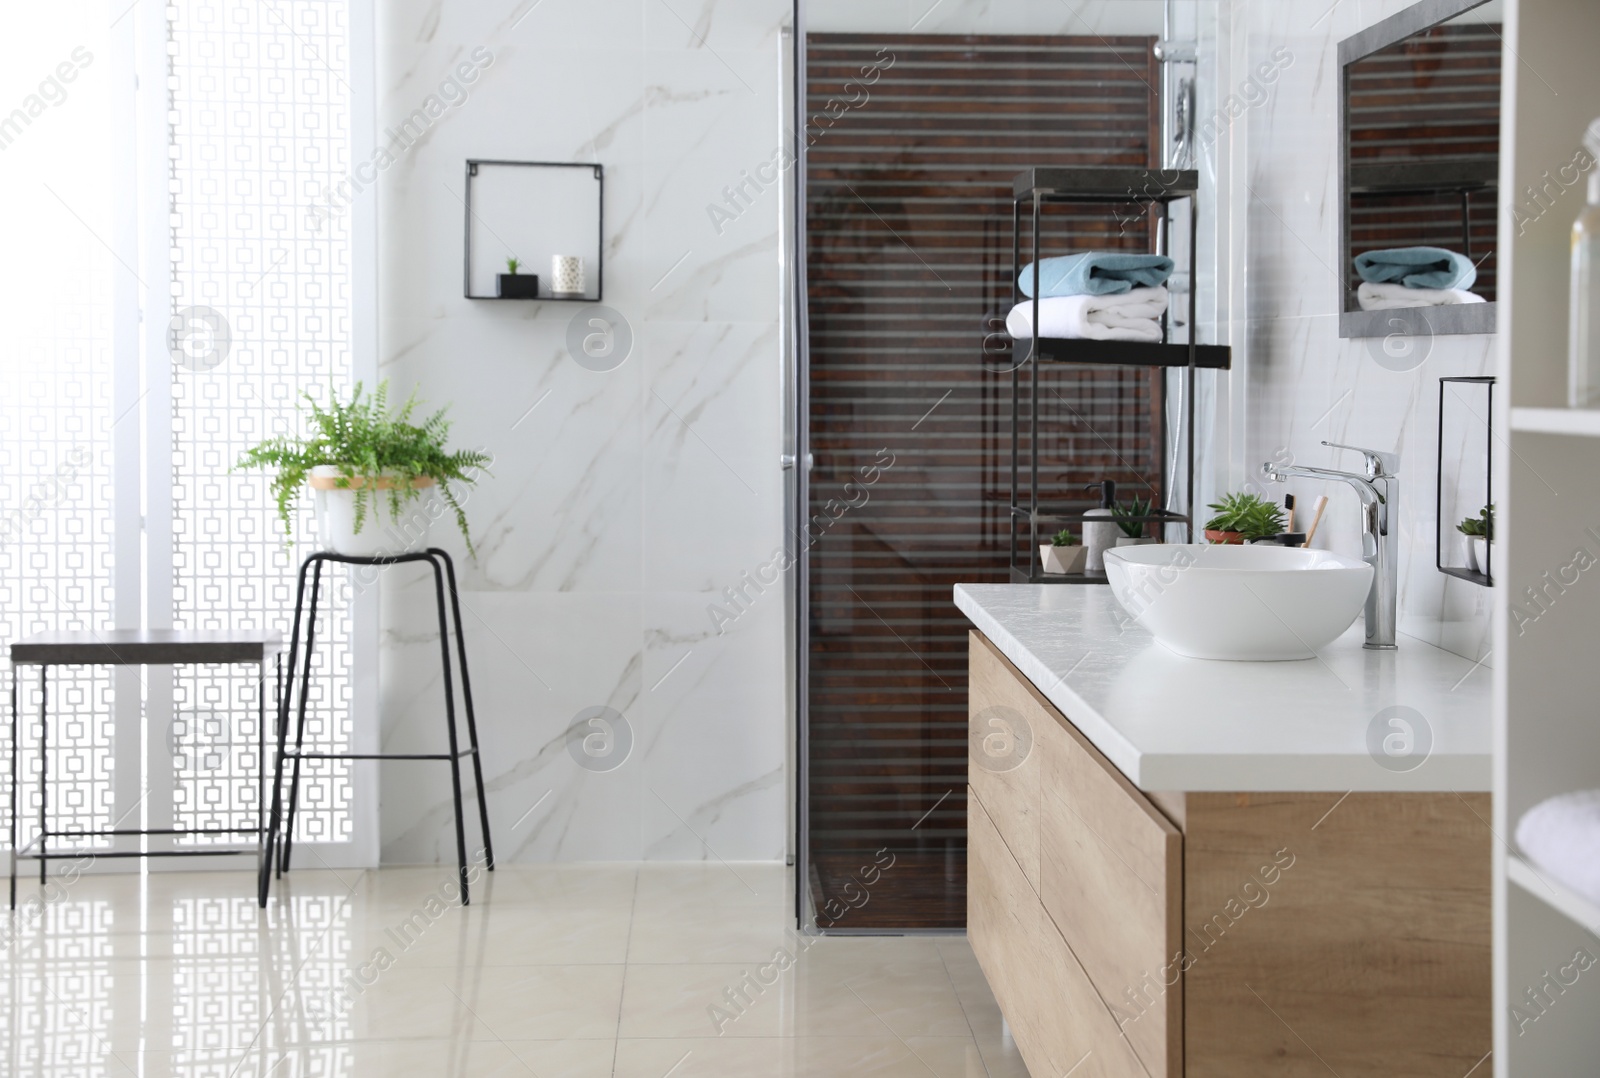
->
[1356,281,1486,311]
[1005,286,1168,343]
[1516,788,1600,904]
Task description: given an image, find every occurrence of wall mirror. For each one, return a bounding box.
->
[1339,0,1502,338]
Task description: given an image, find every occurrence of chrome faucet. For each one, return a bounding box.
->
[1260,441,1399,651]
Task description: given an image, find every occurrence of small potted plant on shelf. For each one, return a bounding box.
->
[1040,528,1088,575]
[1457,504,1493,572]
[238,380,490,558]
[497,255,539,299]
[1114,496,1158,546]
[1203,492,1285,544]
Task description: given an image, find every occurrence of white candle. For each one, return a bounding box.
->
[552,255,585,295]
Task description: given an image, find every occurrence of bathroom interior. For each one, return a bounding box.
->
[3,0,1598,1074]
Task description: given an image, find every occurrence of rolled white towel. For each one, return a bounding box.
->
[1006,286,1169,343]
[1357,281,1486,311]
[1516,789,1600,904]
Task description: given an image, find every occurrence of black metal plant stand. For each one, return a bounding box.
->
[1007,167,1232,584]
[259,549,494,908]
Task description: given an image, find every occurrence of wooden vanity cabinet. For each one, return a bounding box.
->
[966,631,1491,1077]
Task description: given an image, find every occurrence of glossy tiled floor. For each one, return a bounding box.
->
[2,862,1030,1077]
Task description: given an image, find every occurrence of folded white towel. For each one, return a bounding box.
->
[1357,281,1486,311]
[1516,789,1600,904]
[1006,286,1169,343]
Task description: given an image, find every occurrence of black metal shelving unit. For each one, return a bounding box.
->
[1008,167,1231,584]
[1436,375,1495,588]
[1348,158,1497,261]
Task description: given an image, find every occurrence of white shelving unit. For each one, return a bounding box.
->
[1507,856,1600,935]
[1495,1,1600,1072]
[1509,407,1600,436]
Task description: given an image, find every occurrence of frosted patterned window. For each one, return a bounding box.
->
[168,0,353,844]
[0,6,117,855]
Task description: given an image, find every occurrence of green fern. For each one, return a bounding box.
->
[237,380,491,558]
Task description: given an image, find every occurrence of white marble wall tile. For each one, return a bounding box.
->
[643,0,789,51]
[641,48,783,323]
[379,587,647,863]
[375,0,788,864]
[1232,0,1496,661]
[638,591,787,861]
[642,319,782,591]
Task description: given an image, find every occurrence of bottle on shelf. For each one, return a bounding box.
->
[1568,118,1600,408]
[1082,481,1119,573]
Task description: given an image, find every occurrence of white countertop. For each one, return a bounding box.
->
[954,584,1491,792]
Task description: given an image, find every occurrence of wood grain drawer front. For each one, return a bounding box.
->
[969,787,1151,1078]
[968,632,1048,891]
[1040,711,1183,1078]
[1182,792,1491,1078]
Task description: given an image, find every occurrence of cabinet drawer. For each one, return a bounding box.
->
[967,631,1045,890]
[969,786,1148,1078]
[1039,693,1183,1078]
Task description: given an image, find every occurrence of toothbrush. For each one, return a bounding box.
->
[1284,493,1296,533]
[1302,495,1329,547]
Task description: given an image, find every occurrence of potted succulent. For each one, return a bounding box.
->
[1203,492,1285,545]
[238,380,490,558]
[1457,504,1493,573]
[1114,496,1158,546]
[497,255,539,299]
[1040,528,1088,575]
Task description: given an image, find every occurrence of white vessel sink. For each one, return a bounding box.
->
[1102,544,1374,661]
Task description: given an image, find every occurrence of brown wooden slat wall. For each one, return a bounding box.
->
[805,33,1158,929]
[1348,23,1502,300]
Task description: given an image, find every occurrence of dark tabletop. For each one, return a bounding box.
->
[10,630,284,666]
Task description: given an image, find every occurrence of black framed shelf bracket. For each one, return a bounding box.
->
[463,159,604,302]
[1436,375,1494,587]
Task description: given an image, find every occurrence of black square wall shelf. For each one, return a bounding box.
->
[462,160,603,302]
[1436,376,1494,587]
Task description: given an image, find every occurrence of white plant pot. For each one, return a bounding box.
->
[1473,537,1491,575]
[1039,543,1088,575]
[1461,534,1479,572]
[310,465,434,557]
[1116,536,1156,547]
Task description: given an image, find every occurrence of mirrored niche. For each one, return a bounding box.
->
[1339,0,1503,338]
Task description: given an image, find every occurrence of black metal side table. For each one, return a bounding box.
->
[8,630,283,909]
[260,548,494,907]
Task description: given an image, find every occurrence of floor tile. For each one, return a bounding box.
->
[501,1039,620,1077]
[117,1040,544,1078]
[619,962,785,1038]
[4,864,1032,1078]
[625,899,793,965]
[441,965,628,1040]
[632,862,788,911]
[352,901,634,966]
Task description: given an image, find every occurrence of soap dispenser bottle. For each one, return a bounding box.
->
[1570,118,1600,408]
[1082,481,1119,573]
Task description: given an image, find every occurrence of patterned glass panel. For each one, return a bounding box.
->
[0,8,117,856]
[168,0,353,844]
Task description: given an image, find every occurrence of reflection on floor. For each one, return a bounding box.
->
[2,862,1029,1077]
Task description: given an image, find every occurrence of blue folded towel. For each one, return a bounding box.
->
[1017,252,1176,298]
[1354,246,1477,291]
